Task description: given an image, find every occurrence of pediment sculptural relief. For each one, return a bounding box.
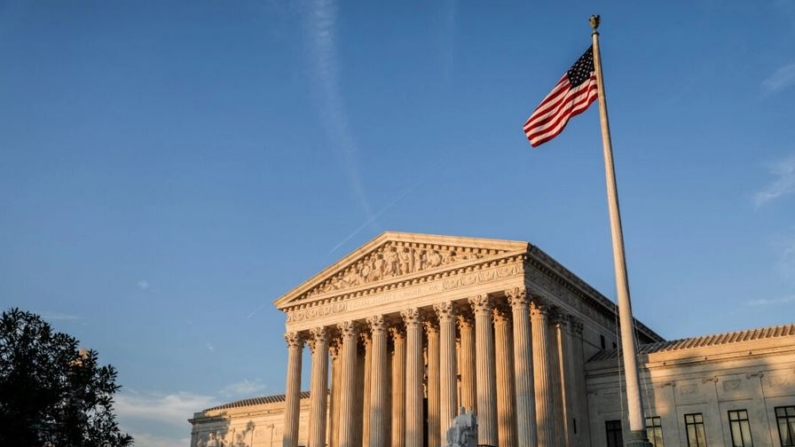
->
[304,242,502,299]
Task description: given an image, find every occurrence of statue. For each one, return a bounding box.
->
[445,407,477,447]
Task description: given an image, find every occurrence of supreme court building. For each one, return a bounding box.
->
[189,232,795,447]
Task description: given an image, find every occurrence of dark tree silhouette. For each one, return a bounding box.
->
[0,308,133,446]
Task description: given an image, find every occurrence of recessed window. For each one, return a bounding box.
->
[684,413,707,447]
[605,420,623,447]
[776,406,795,447]
[646,416,664,447]
[728,410,753,447]
[600,335,606,349]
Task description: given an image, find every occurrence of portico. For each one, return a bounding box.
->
[274,232,661,447]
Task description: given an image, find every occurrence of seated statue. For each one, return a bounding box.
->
[445,407,478,447]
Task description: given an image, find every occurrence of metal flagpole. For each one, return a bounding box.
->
[589,15,652,447]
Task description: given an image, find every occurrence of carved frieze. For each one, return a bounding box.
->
[285,260,522,324]
[302,242,496,300]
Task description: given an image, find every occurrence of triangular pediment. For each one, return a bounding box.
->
[274,232,529,309]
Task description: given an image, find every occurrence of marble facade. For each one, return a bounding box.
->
[274,232,660,447]
[188,232,795,447]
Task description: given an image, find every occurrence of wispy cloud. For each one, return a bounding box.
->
[220,379,268,397]
[115,391,219,428]
[137,279,150,290]
[747,295,795,306]
[304,0,375,223]
[205,342,215,352]
[762,62,795,95]
[753,154,795,207]
[116,381,267,447]
[329,163,439,254]
[40,313,81,321]
[775,232,795,283]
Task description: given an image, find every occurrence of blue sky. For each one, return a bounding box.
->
[2,1,794,445]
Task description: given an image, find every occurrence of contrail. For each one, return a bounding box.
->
[306,0,377,223]
[328,162,442,255]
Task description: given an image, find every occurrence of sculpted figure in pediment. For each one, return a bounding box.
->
[413,248,425,271]
[399,246,414,274]
[427,250,443,268]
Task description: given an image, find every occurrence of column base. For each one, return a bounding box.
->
[625,430,652,447]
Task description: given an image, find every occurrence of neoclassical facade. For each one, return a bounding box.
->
[188,232,795,447]
[272,232,660,447]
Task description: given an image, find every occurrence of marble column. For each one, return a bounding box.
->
[283,331,303,447]
[507,288,537,447]
[402,308,424,447]
[424,319,441,447]
[531,299,555,447]
[355,336,367,447]
[330,339,342,447]
[339,322,360,447]
[568,318,590,446]
[361,332,373,447]
[368,316,388,447]
[494,303,516,447]
[308,327,329,447]
[434,301,457,442]
[391,325,406,447]
[469,294,498,447]
[550,313,566,447]
[457,309,477,413]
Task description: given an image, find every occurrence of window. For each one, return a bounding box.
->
[776,406,795,447]
[646,416,664,447]
[684,413,707,447]
[728,410,753,447]
[600,335,606,349]
[605,420,623,447]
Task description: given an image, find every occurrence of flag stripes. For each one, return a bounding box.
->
[523,46,598,147]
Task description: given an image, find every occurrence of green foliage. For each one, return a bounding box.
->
[0,308,133,447]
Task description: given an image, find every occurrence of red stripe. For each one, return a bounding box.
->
[523,74,598,147]
[526,82,595,139]
[528,87,596,146]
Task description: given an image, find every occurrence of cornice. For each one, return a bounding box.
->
[273,232,528,309]
[525,245,663,343]
[283,252,526,317]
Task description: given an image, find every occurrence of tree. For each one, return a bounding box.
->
[0,308,133,447]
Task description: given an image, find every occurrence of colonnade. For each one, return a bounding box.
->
[282,288,587,447]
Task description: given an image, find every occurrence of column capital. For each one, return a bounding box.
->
[468,294,493,314]
[359,330,372,346]
[506,287,530,307]
[308,326,329,353]
[401,307,423,327]
[550,309,569,327]
[530,297,550,316]
[423,318,440,334]
[433,301,457,322]
[367,315,387,334]
[455,308,475,329]
[388,324,406,341]
[329,337,342,359]
[492,301,512,325]
[569,316,584,336]
[337,321,360,339]
[285,331,305,348]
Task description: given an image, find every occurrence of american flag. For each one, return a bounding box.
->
[523,46,598,147]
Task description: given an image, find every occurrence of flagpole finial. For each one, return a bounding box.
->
[589,15,600,34]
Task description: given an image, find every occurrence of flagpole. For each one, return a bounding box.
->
[589,15,652,447]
